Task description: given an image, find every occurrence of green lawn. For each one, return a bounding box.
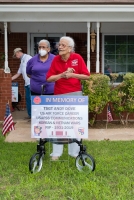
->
[0,132,134,200]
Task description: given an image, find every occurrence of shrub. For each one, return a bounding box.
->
[82,74,110,125]
[82,73,134,125]
[110,73,134,124]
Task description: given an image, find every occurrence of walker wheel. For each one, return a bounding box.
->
[75,153,95,173]
[29,153,43,173]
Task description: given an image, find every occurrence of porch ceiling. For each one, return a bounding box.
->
[0,4,134,22]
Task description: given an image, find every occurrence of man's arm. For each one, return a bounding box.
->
[12,73,21,81]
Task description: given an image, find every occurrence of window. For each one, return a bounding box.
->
[104,35,134,82]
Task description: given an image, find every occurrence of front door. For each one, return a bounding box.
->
[30,33,63,56]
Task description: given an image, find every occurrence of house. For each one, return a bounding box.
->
[0,0,134,120]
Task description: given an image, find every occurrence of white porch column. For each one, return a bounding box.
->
[87,22,90,71]
[96,22,100,73]
[4,22,10,73]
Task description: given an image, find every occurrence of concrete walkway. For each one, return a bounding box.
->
[5,110,134,142]
[5,121,36,143]
[5,122,134,142]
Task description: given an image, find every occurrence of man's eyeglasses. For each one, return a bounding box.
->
[38,46,48,49]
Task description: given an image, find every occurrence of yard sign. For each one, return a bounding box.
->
[12,82,18,102]
[31,95,88,139]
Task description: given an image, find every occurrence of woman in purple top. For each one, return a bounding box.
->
[26,39,55,95]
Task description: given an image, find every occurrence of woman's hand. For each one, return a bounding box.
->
[61,68,75,79]
[63,72,74,79]
[66,68,75,73]
[61,71,67,78]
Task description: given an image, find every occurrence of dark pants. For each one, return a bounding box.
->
[25,85,31,117]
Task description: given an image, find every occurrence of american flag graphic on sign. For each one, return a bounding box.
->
[2,103,15,136]
[78,127,84,135]
[107,105,113,122]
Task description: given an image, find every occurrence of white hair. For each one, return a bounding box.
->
[38,39,50,48]
[60,36,75,52]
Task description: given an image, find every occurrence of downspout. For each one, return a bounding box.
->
[4,22,10,73]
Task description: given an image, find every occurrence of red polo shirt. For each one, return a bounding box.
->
[46,53,90,95]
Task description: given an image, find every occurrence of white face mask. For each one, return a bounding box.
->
[39,49,47,56]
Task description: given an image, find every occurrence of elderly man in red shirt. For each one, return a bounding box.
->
[46,36,90,160]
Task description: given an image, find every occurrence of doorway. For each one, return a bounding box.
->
[30,33,64,56]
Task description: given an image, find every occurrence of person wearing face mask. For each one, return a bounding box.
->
[26,39,55,95]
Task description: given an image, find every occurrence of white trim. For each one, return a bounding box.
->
[0,5,134,13]
[0,5,134,22]
[4,22,10,73]
[87,22,90,71]
[96,22,100,73]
